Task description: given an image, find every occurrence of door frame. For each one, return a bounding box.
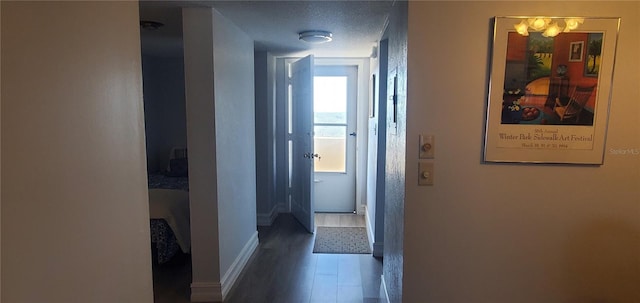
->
[315,58,369,215]
[281,57,370,216]
[313,65,358,213]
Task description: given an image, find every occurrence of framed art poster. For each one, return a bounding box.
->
[484,17,620,164]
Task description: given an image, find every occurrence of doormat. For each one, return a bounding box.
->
[313,227,372,254]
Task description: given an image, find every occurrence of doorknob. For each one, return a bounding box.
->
[303,153,320,159]
[349,132,357,137]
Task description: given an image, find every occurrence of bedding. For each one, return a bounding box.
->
[150,219,180,264]
[148,173,189,191]
[148,188,190,264]
[147,148,190,263]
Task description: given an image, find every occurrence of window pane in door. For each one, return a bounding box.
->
[314,125,346,173]
[314,76,347,124]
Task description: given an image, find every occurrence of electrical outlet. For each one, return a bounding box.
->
[418,161,434,186]
[419,135,435,159]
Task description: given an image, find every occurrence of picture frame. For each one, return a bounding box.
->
[569,41,584,62]
[484,17,620,164]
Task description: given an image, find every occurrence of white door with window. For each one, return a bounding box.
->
[313,66,357,213]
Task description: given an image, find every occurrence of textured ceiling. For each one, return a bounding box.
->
[139,1,392,57]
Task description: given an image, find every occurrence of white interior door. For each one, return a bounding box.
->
[290,55,315,233]
[313,66,357,212]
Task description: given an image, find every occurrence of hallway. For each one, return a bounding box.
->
[153,214,384,303]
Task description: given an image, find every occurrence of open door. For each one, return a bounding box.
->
[290,55,315,233]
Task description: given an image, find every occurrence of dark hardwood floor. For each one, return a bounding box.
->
[153,213,384,303]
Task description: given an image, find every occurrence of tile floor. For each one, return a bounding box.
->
[315,213,366,228]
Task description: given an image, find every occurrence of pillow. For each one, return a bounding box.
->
[166,158,188,177]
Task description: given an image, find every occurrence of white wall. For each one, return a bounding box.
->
[183,7,258,302]
[405,2,640,302]
[182,7,222,301]
[142,55,187,173]
[1,2,153,302]
[366,54,380,253]
[211,8,258,291]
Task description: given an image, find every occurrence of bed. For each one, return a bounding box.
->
[148,147,190,264]
[148,188,190,264]
[148,173,189,191]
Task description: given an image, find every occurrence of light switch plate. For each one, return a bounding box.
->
[418,161,434,186]
[419,135,435,159]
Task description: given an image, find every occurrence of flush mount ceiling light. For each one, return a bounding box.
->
[298,30,333,44]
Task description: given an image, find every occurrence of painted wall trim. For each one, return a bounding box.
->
[381,274,391,303]
[190,282,222,302]
[364,205,375,252]
[257,203,279,226]
[220,231,259,299]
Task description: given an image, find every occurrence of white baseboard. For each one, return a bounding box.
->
[220,231,259,300]
[373,242,384,258]
[189,232,259,302]
[381,274,391,303]
[364,205,375,252]
[257,204,279,226]
[190,282,222,302]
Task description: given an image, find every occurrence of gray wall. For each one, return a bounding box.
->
[373,39,389,258]
[141,55,187,173]
[404,2,640,302]
[382,1,408,302]
[255,51,278,225]
[1,2,153,302]
[275,58,290,212]
[366,40,389,258]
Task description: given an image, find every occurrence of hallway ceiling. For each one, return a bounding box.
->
[139,1,393,58]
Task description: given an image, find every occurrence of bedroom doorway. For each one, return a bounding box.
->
[139,7,192,301]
